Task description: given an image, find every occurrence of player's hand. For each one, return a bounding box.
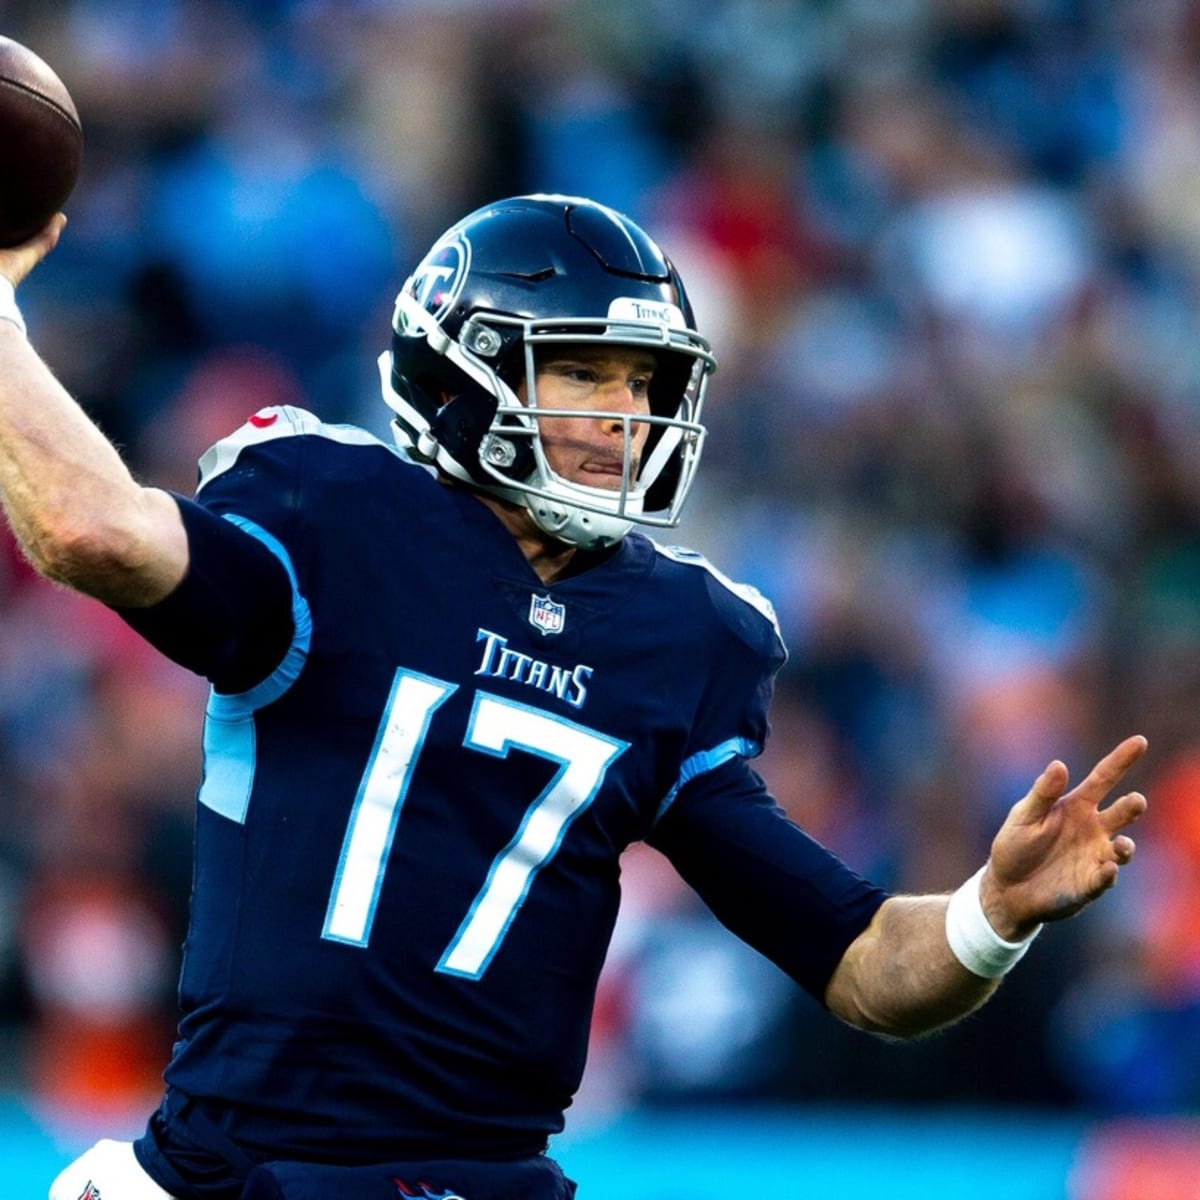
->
[0,212,66,287]
[979,734,1149,940]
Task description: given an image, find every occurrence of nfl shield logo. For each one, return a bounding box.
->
[529,593,566,635]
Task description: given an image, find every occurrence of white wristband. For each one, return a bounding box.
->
[945,865,1042,979]
[0,275,27,337]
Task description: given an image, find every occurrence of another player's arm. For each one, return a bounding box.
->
[825,735,1148,1037]
[0,218,187,606]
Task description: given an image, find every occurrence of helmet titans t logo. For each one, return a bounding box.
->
[399,231,472,336]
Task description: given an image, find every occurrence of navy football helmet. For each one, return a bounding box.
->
[379,194,717,548]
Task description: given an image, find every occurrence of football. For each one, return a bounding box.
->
[0,35,81,248]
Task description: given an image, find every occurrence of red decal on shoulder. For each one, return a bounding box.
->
[249,412,279,428]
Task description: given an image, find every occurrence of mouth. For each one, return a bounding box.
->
[579,458,635,487]
[540,433,640,488]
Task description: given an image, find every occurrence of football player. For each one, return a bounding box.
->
[0,196,1147,1200]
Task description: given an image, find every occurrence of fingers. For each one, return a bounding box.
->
[1092,859,1120,895]
[39,212,67,253]
[1090,816,1140,908]
[1112,834,1136,864]
[1084,735,1149,795]
[1100,789,1149,834]
[0,213,67,286]
[1018,759,1069,817]
[1078,834,1138,903]
[1014,735,1149,824]
[1091,833,1137,898]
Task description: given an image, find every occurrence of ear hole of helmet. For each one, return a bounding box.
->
[433,384,536,485]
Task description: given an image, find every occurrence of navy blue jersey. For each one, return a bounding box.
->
[123,407,886,1177]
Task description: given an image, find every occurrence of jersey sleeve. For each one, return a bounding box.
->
[656,551,789,812]
[114,494,298,694]
[648,755,889,1002]
[113,409,320,694]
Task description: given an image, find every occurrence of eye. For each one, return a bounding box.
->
[546,362,595,384]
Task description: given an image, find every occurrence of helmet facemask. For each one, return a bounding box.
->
[381,296,714,549]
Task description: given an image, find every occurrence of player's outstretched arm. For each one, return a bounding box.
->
[0,217,187,607]
[824,735,1149,1038]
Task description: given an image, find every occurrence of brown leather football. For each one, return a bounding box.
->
[0,36,81,247]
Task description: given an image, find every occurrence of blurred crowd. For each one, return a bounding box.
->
[0,0,1198,1147]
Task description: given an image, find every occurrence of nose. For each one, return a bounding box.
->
[595,381,642,442]
[599,378,640,413]
[600,391,638,444]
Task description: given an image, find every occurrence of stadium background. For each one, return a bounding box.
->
[1,0,1200,1195]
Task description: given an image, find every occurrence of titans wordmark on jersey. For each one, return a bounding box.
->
[126,407,885,1171]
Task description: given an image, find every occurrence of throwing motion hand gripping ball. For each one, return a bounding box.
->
[0,36,81,247]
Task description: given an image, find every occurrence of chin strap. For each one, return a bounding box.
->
[523,491,633,549]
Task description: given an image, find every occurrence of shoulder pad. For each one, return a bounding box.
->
[197,406,389,492]
[652,542,786,659]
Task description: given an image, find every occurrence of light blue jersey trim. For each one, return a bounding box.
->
[654,735,760,825]
[198,513,313,824]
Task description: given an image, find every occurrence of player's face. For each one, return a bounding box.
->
[519,345,656,490]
